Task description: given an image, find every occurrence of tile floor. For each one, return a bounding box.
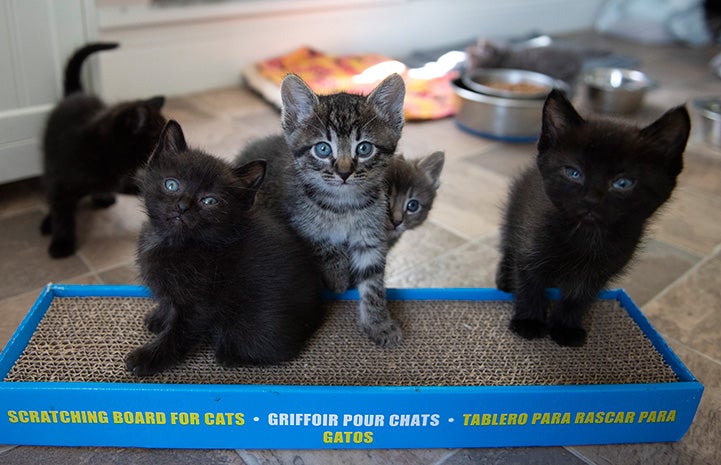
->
[1,31,720,464]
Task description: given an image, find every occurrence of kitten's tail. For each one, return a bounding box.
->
[63,42,119,97]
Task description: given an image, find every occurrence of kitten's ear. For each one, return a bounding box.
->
[145,95,165,110]
[367,73,406,132]
[418,150,445,189]
[281,74,319,133]
[148,120,188,165]
[127,97,165,134]
[233,160,266,209]
[538,89,583,153]
[639,105,690,177]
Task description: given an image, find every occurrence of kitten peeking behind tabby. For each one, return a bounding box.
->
[41,42,166,258]
[496,89,690,347]
[385,151,445,248]
[126,120,324,376]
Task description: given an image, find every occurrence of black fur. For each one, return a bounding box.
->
[41,42,166,258]
[126,120,325,377]
[496,90,690,346]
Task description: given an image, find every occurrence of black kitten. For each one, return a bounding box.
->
[41,42,166,258]
[496,90,690,347]
[126,120,324,377]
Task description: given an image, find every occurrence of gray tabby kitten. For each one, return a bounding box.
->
[236,73,405,347]
[385,151,445,247]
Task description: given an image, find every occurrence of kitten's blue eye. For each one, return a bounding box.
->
[164,178,180,191]
[314,142,333,158]
[611,177,635,191]
[562,166,583,183]
[201,196,218,206]
[406,199,420,213]
[356,141,374,158]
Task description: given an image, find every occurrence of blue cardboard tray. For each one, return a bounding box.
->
[0,284,703,449]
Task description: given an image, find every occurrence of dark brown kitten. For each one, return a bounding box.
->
[127,121,324,376]
[385,151,445,247]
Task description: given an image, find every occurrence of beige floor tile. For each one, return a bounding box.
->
[0,210,91,300]
[98,263,142,285]
[0,177,44,219]
[570,341,720,465]
[387,236,499,289]
[0,274,101,350]
[677,143,721,198]
[461,141,536,179]
[73,195,145,272]
[386,222,466,279]
[650,187,721,256]
[427,158,509,239]
[182,86,276,120]
[236,448,453,465]
[612,238,700,307]
[642,250,721,360]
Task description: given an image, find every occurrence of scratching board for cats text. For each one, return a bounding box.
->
[0,285,703,449]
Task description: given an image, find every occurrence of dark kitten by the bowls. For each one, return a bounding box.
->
[41,42,166,258]
[496,89,690,347]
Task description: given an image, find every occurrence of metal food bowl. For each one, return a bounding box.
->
[462,68,567,100]
[693,97,721,148]
[452,78,546,142]
[580,67,654,115]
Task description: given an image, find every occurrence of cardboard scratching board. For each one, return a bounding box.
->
[0,285,703,449]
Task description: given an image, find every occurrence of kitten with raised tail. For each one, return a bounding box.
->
[126,120,325,377]
[235,73,406,347]
[385,151,445,247]
[496,89,690,347]
[41,42,166,258]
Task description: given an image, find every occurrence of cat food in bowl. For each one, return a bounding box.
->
[462,68,566,100]
[580,67,654,115]
[693,97,721,148]
[452,78,545,142]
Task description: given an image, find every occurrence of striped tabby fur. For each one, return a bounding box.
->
[236,73,405,347]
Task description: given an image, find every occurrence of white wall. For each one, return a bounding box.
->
[0,0,91,184]
[0,0,605,184]
[94,0,606,101]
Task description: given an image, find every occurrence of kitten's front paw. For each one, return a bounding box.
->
[48,238,75,259]
[125,345,171,377]
[509,318,547,339]
[362,319,403,348]
[550,325,587,347]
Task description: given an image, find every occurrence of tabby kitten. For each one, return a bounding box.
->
[235,73,406,347]
[126,120,324,376]
[496,90,690,347]
[385,151,445,247]
[41,42,166,258]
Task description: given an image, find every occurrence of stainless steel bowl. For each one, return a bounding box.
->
[462,68,568,100]
[693,97,721,148]
[580,67,654,115]
[452,78,545,142]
